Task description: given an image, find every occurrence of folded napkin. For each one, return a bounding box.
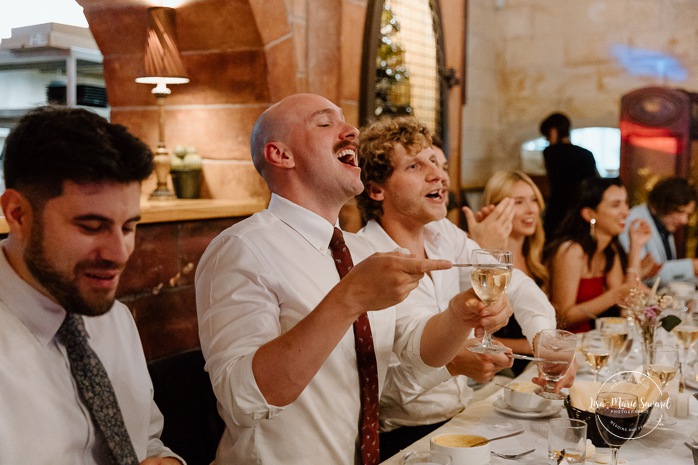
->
[569,380,602,412]
[610,379,661,412]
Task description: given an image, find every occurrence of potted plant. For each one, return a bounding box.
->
[170,145,203,199]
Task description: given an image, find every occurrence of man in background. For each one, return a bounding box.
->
[620,176,698,284]
[0,106,183,464]
[540,112,598,239]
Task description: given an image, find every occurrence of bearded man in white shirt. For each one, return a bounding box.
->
[355,116,563,460]
[195,93,513,465]
[0,106,183,465]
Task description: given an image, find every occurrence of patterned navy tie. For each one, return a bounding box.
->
[329,227,380,465]
[57,313,139,465]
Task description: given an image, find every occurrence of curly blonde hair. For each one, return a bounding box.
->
[483,170,548,287]
[356,116,432,224]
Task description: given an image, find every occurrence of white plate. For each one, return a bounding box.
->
[686,376,698,390]
[492,397,562,419]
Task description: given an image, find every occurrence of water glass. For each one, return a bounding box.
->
[547,418,587,465]
[535,329,577,399]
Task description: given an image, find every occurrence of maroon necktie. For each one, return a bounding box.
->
[329,227,380,465]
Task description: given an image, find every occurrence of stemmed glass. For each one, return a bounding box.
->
[597,317,631,374]
[672,311,698,390]
[595,391,640,465]
[647,343,679,427]
[581,330,612,383]
[534,329,577,400]
[468,249,513,354]
[647,343,679,389]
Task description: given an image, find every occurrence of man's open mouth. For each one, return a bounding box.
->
[425,188,443,200]
[336,148,357,166]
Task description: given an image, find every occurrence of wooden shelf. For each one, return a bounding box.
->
[0,198,267,234]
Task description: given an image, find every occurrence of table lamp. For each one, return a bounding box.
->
[135,6,190,200]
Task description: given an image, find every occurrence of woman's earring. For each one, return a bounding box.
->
[590,218,596,239]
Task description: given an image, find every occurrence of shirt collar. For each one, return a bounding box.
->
[423,220,444,248]
[362,218,443,256]
[0,240,66,346]
[268,193,338,253]
[650,212,671,237]
[362,219,400,250]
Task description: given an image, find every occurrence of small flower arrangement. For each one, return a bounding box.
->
[621,279,682,369]
[624,287,679,333]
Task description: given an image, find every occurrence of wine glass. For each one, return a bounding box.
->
[647,343,679,389]
[581,330,612,383]
[534,329,577,400]
[468,249,513,354]
[597,317,631,374]
[595,391,640,465]
[672,311,698,389]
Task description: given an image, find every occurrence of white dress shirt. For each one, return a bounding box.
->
[619,203,694,284]
[0,241,180,465]
[357,218,556,431]
[195,194,441,465]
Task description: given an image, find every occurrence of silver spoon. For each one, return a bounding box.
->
[469,429,524,447]
[491,448,536,460]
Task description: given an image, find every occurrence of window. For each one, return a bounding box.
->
[361,0,446,141]
[521,127,621,178]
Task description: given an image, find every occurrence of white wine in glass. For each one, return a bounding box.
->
[674,325,698,349]
[597,317,630,374]
[468,249,512,354]
[673,312,698,390]
[581,330,612,383]
[647,344,679,388]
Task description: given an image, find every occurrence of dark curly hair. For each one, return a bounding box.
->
[648,176,698,216]
[356,116,431,224]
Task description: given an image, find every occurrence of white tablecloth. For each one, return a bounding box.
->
[380,363,697,465]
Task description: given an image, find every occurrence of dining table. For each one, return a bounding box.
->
[380,347,698,465]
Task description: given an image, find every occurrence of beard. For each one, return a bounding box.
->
[24,219,118,316]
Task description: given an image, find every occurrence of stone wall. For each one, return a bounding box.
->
[462,0,698,187]
[76,0,466,204]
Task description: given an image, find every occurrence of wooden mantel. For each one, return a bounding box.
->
[0,198,267,234]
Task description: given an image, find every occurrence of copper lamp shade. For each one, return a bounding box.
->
[136,7,189,88]
[135,6,190,200]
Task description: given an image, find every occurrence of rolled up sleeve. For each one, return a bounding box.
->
[195,235,285,427]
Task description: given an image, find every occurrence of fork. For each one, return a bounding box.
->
[491,448,535,460]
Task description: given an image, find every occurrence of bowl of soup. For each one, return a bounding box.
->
[503,381,552,412]
[430,433,490,465]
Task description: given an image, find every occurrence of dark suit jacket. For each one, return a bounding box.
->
[543,142,598,238]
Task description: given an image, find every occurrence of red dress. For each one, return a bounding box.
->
[566,276,605,333]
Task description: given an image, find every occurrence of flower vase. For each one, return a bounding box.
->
[640,322,656,373]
